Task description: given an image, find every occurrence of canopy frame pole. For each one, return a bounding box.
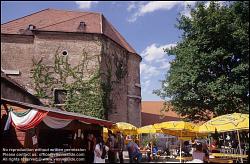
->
[237,130,243,163]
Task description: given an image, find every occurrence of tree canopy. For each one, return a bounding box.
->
[154,1,249,121]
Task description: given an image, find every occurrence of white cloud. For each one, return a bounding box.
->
[143,80,151,88]
[127,1,146,11]
[181,1,196,18]
[75,1,98,9]
[127,1,137,11]
[159,60,171,69]
[127,1,196,22]
[141,43,176,63]
[139,42,175,95]
[141,79,153,94]
[140,43,176,98]
[140,62,160,79]
[204,1,227,9]
[140,42,176,77]
[139,1,182,14]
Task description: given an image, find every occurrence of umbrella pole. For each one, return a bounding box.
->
[208,134,211,153]
[223,132,226,150]
[180,131,182,163]
[237,130,243,163]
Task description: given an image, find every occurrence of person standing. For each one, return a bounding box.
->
[146,141,152,162]
[86,134,95,163]
[190,139,196,155]
[127,137,142,163]
[107,130,116,163]
[94,136,109,163]
[116,131,125,163]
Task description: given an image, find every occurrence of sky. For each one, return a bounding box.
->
[1,1,203,101]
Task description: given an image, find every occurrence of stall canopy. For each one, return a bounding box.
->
[1,98,115,130]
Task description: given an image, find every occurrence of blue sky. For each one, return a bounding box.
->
[1,1,202,101]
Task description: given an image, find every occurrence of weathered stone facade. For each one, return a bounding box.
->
[1,11,142,126]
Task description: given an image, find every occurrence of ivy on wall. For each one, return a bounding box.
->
[30,47,128,119]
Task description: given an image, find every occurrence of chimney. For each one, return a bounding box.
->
[28,24,36,30]
[78,21,86,31]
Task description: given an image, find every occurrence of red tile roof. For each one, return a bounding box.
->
[1,8,137,54]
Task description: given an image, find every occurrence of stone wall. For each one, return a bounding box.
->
[1,34,35,93]
[100,36,142,127]
[100,36,129,123]
[127,53,142,127]
[1,32,102,101]
[1,32,141,126]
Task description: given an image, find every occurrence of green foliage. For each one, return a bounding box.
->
[101,60,113,119]
[114,55,128,82]
[154,1,249,121]
[31,58,54,99]
[141,134,159,147]
[31,48,105,118]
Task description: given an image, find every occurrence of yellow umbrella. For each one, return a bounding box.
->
[112,122,138,135]
[154,121,202,137]
[137,125,162,134]
[103,127,109,142]
[199,113,249,133]
[154,121,203,163]
[199,113,249,163]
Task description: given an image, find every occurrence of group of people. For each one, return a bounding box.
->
[85,130,146,163]
[85,132,216,163]
[85,130,125,163]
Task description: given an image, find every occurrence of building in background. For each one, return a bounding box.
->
[141,101,181,126]
[1,8,141,127]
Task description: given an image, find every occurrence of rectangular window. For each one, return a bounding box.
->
[53,88,67,106]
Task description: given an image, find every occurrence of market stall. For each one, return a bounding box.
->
[1,98,114,162]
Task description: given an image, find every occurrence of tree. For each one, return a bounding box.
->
[154,1,249,122]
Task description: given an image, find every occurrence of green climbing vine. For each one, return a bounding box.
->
[114,53,128,82]
[31,57,54,99]
[30,47,128,119]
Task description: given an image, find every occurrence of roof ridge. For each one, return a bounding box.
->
[142,101,165,102]
[37,12,96,30]
[48,8,102,15]
[102,16,137,53]
[1,8,50,25]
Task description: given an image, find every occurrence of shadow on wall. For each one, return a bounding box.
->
[141,112,180,126]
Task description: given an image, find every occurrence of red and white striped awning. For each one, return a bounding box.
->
[1,98,114,130]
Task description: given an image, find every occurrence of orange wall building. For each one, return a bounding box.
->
[141,101,181,126]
